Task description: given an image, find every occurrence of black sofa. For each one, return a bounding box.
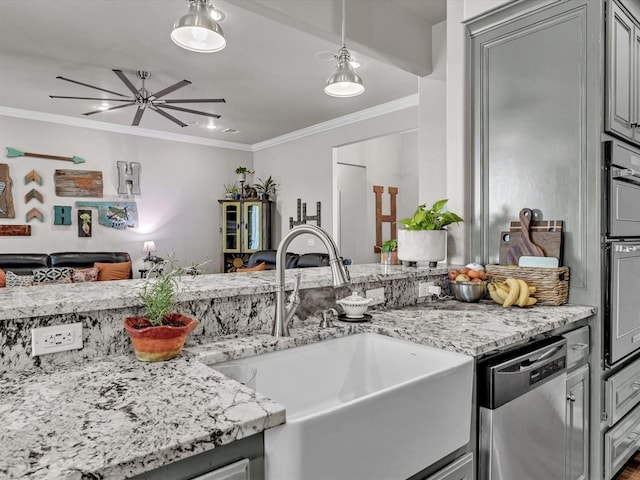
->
[0,252,133,278]
[245,250,332,270]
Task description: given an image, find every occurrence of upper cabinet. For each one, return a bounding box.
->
[605,0,640,143]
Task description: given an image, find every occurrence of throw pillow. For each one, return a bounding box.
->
[94,261,131,281]
[72,267,99,283]
[0,268,5,288]
[32,267,74,284]
[5,271,34,287]
[236,262,266,272]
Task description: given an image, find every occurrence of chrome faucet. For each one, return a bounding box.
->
[272,224,350,337]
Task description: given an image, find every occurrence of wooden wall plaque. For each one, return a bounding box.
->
[0,163,15,218]
[0,225,31,236]
[54,169,103,197]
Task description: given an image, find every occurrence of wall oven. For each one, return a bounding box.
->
[604,138,640,366]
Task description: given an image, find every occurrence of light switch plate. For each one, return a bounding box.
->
[31,323,83,356]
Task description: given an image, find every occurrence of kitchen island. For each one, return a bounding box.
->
[0,300,595,479]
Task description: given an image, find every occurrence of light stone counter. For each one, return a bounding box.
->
[0,264,447,321]
[0,300,596,479]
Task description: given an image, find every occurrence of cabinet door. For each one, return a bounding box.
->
[425,453,473,480]
[222,202,241,253]
[607,0,635,141]
[243,202,263,252]
[566,365,590,480]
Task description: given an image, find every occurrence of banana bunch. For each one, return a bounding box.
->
[487,278,537,308]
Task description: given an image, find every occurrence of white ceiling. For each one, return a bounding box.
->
[0,0,446,146]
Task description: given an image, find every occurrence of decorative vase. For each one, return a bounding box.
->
[380,251,398,265]
[397,229,447,267]
[124,313,198,362]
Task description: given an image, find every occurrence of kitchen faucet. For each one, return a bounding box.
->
[272,224,350,337]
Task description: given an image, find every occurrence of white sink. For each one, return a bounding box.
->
[212,333,473,480]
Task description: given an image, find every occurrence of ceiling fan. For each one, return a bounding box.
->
[50,69,225,127]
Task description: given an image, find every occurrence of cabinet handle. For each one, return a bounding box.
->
[631,382,640,390]
[571,343,588,351]
[567,393,576,403]
[632,122,639,128]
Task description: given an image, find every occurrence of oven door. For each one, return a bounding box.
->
[606,139,640,238]
[607,242,640,365]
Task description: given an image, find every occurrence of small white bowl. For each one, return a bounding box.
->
[337,292,373,318]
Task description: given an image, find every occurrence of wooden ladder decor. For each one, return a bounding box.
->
[0,225,31,236]
[26,207,44,222]
[24,169,42,186]
[373,185,398,253]
[289,198,321,229]
[24,188,44,204]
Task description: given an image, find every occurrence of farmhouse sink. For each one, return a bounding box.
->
[210,333,473,480]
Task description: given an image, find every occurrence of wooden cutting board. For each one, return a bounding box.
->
[499,210,564,265]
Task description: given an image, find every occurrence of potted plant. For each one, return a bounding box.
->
[380,239,398,265]
[223,182,239,200]
[124,263,197,362]
[234,166,254,183]
[254,175,278,200]
[397,199,463,267]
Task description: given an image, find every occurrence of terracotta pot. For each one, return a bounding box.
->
[124,313,198,362]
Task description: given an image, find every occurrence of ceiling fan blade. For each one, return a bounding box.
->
[50,96,134,102]
[132,106,145,126]
[151,80,191,99]
[161,104,221,119]
[82,102,135,116]
[161,98,226,104]
[112,69,141,98]
[150,105,187,127]
[55,76,128,97]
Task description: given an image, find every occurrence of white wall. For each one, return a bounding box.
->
[253,107,418,254]
[334,130,419,264]
[0,116,252,273]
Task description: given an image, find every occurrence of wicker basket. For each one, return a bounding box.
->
[485,264,569,305]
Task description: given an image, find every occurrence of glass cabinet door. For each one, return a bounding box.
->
[222,202,241,252]
[243,202,262,252]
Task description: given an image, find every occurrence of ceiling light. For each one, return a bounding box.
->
[171,0,226,53]
[205,122,217,130]
[325,0,364,98]
[97,103,110,111]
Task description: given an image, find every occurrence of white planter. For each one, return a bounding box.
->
[397,229,447,265]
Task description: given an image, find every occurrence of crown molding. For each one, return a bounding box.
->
[251,94,419,151]
[0,105,253,152]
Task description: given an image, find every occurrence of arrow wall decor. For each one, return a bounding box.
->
[26,207,43,222]
[24,170,42,185]
[6,147,85,164]
[25,189,43,204]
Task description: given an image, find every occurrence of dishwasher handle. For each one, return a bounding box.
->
[516,344,566,372]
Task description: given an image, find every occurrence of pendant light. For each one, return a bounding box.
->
[171,0,226,53]
[325,0,364,97]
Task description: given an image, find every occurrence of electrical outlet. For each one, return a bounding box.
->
[418,282,435,297]
[366,287,385,305]
[31,323,83,356]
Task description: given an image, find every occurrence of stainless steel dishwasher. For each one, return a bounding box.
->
[477,337,567,480]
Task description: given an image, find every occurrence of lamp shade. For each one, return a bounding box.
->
[171,1,226,53]
[142,241,157,254]
[324,48,365,98]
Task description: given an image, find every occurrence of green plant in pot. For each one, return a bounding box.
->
[234,166,254,183]
[397,199,463,267]
[124,262,198,362]
[380,238,398,265]
[254,175,278,200]
[223,182,239,200]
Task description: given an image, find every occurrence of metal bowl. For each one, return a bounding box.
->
[449,280,487,303]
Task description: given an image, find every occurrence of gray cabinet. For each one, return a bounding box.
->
[425,453,473,480]
[566,364,590,480]
[605,0,640,143]
[563,326,590,480]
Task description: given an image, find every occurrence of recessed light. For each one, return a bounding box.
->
[222,128,239,134]
[350,58,363,69]
[205,123,217,130]
[96,103,110,111]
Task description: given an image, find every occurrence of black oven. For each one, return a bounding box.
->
[604,138,640,366]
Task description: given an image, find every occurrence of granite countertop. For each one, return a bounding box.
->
[0,264,446,321]
[0,301,596,479]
